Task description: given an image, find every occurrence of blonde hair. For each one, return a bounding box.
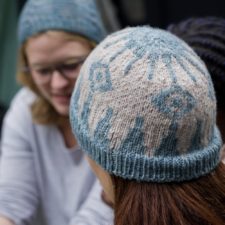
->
[17,31,96,125]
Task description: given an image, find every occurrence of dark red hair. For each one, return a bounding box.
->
[112,162,225,225]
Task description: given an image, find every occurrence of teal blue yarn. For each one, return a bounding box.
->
[70,26,222,182]
[18,0,106,45]
[117,117,146,156]
[89,62,113,92]
[70,122,221,182]
[151,85,196,120]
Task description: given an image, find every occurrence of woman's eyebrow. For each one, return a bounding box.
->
[30,55,88,68]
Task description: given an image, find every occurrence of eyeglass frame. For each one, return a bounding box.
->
[22,56,88,84]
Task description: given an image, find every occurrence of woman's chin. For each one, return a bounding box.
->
[53,104,70,116]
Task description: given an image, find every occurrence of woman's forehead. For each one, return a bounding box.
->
[25,33,92,65]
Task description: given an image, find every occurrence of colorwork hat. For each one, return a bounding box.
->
[18,0,106,45]
[70,26,222,182]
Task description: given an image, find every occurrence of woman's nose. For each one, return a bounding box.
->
[50,70,69,89]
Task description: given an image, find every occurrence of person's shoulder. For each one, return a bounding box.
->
[4,87,37,123]
[10,87,37,108]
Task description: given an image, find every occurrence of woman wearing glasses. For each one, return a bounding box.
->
[0,0,113,225]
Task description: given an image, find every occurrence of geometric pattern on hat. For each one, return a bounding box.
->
[89,62,113,92]
[70,26,222,182]
[104,27,204,81]
[106,27,216,101]
[151,85,196,119]
[18,0,107,45]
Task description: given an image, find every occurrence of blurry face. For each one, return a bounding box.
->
[25,32,92,116]
[87,156,115,204]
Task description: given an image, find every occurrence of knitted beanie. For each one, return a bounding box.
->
[167,17,225,110]
[18,0,106,45]
[70,26,222,182]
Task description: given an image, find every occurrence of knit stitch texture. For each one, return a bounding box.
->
[70,26,222,182]
[18,0,106,45]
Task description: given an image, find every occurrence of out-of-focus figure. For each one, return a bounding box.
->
[0,1,113,225]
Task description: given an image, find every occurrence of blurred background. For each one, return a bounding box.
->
[0,0,225,130]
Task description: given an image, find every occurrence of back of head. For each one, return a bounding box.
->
[70,26,224,224]
[167,17,225,111]
[18,0,107,45]
[71,26,222,182]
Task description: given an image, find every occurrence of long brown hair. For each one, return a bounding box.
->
[17,31,96,125]
[112,162,225,225]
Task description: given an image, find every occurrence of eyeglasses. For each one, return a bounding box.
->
[23,56,87,84]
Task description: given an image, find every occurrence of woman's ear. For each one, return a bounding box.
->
[101,190,114,208]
